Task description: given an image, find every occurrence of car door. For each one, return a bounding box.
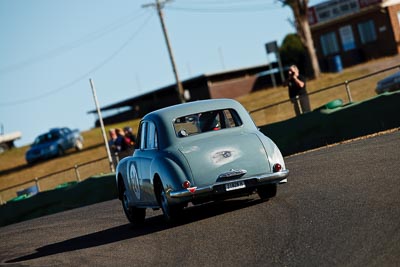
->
[62,128,74,148]
[134,120,158,205]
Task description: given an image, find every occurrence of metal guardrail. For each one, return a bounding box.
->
[249,64,400,114]
[0,156,112,205]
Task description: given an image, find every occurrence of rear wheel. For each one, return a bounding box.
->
[57,146,65,157]
[257,184,277,200]
[158,184,182,223]
[0,143,9,154]
[122,187,145,226]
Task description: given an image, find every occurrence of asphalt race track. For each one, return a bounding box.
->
[1,131,399,266]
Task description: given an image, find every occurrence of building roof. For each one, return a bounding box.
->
[88,63,274,114]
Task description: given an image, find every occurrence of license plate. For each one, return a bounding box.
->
[225,181,246,191]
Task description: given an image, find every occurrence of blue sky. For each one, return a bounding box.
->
[0,0,323,146]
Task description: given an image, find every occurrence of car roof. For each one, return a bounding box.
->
[143,99,252,124]
[141,99,256,147]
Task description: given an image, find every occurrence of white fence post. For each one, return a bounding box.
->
[35,178,41,192]
[74,165,81,182]
[345,80,353,103]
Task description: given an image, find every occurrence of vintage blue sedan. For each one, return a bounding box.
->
[116,99,289,225]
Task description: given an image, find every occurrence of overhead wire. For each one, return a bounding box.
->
[165,6,280,13]
[1,0,283,106]
[0,9,149,75]
[165,0,281,13]
[177,0,273,4]
[0,12,155,107]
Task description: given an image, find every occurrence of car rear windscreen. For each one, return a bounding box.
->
[173,108,242,137]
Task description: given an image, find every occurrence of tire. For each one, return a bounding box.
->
[0,143,9,154]
[57,146,65,157]
[75,139,83,151]
[257,183,277,200]
[122,188,146,226]
[158,184,182,223]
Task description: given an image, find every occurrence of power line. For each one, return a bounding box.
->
[166,6,279,13]
[0,13,154,107]
[176,0,272,4]
[166,6,280,13]
[0,9,149,76]
[165,0,280,13]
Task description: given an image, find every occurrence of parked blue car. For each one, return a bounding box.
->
[25,127,83,164]
[116,99,289,225]
[376,71,400,94]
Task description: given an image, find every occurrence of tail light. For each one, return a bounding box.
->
[273,163,282,172]
[183,180,197,193]
[182,181,191,189]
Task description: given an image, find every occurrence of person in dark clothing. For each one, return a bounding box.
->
[286,64,311,116]
[114,128,129,152]
[114,128,132,160]
[123,126,136,147]
[108,128,117,153]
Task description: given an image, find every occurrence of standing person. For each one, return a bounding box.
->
[114,128,129,152]
[123,126,136,147]
[108,128,119,166]
[286,65,311,116]
[108,128,117,153]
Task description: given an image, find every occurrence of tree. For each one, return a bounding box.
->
[278,0,321,78]
[280,33,307,73]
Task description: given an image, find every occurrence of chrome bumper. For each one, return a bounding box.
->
[170,169,289,198]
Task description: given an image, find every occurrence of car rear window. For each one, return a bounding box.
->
[34,132,59,145]
[173,108,242,137]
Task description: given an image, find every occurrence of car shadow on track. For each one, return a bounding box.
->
[6,197,266,263]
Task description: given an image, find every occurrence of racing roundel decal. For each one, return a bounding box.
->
[129,163,140,200]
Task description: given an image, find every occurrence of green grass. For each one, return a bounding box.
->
[0,54,399,202]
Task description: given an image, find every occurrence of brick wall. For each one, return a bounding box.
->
[388,4,400,54]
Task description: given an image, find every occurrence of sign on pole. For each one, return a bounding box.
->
[265,41,285,84]
[265,41,278,54]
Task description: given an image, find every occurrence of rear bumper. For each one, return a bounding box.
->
[26,150,58,163]
[170,169,289,198]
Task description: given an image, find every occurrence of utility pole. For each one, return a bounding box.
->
[142,0,186,103]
